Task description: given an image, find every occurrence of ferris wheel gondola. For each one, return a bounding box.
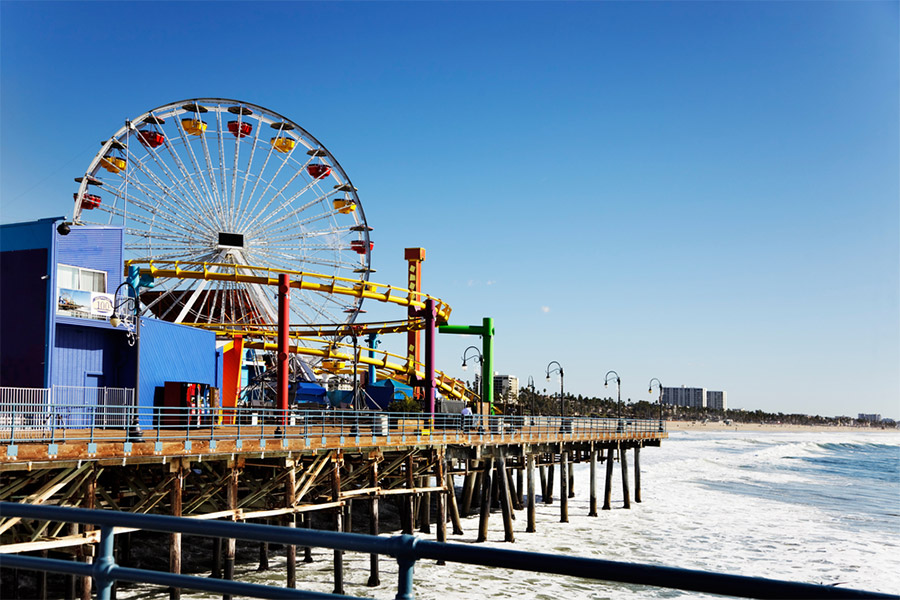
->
[71,98,373,334]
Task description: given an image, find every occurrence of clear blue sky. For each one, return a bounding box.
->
[2,1,897,418]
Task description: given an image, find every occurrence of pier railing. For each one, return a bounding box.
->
[0,391,665,447]
[0,502,890,600]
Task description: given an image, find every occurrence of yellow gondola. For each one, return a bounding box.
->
[271,136,296,153]
[181,119,207,136]
[333,199,356,214]
[99,156,127,173]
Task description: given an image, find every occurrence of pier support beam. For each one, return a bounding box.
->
[332,455,344,595]
[545,463,554,504]
[461,460,477,517]
[224,464,238,600]
[526,454,536,533]
[568,454,575,498]
[367,460,380,587]
[539,465,548,503]
[497,456,515,542]
[476,457,494,543]
[589,447,598,516]
[559,451,569,523]
[447,463,464,535]
[169,465,183,600]
[436,454,447,563]
[602,446,614,511]
[634,446,642,503]
[402,456,414,535]
[620,445,631,509]
[302,514,313,563]
[285,460,297,589]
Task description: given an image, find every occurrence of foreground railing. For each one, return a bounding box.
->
[0,503,890,599]
[0,398,665,447]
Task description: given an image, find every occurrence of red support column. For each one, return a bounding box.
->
[278,274,290,424]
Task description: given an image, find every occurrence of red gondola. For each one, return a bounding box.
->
[350,240,373,254]
[307,164,332,179]
[74,193,101,210]
[227,121,252,138]
[138,130,165,148]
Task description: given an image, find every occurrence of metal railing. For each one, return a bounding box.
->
[0,396,665,446]
[0,386,135,443]
[0,502,890,599]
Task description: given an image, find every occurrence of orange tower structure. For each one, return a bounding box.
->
[405,248,425,396]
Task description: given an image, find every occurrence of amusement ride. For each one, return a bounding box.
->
[70,98,481,410]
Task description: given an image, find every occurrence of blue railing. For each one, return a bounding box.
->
[0,400,665,447]
[0,502,890,599]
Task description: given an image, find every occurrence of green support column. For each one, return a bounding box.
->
[439,317,495,413]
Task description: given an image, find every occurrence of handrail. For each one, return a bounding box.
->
[0,399,666,446]
[0,502,890,600]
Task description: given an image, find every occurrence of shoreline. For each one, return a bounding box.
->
[665,420,898,433]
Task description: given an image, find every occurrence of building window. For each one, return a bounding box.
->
[58,264,107,293]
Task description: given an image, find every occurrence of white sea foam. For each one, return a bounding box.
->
[120,431,900,599]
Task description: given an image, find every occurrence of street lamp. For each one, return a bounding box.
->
[461,346,483,413]
[545,361,564,417]
[110,281,141,440]
[526,375,536,419]
[649,377,664,431]
[604,370,621,419]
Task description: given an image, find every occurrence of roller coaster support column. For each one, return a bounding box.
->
[278,274,290,425]
[439,318,495,414]
[411,299,438,420]
[366,333,380,385]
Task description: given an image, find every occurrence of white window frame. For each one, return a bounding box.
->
[57,263,108,293]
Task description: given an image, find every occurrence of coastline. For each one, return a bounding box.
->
[665,420,898,433]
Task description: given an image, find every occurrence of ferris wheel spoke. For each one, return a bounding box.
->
[125,151,220,228]
[172,118,223,228]
[197,122,223,217]
[246,190,338,239]
[156,134,222,224]
[92,199,195,242]
[115,175,214,237]
[262,225,348,246]
[213,108,231,227]
[233,118,265,228]
[251,247,358,273]
[236,140,279,232]
[238,158,316,234]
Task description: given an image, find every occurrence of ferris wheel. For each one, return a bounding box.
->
[72,98,373,330]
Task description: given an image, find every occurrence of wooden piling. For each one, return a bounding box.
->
[497,456,515,543]
[302,513,313,563]
[476,457,494,543]
[461,460,477,517]
[620,444,631,509]
[332,455,344,595]
[568,452,575,498]
[505,467,519,517]
[602,446,614,511]
[515,464,524,507]
[224,464,238,600]
[367,460,380,587]
[589,446,598,517]
[446,467,464,535]
[634,446,642,503]
[559,451,569,523]
[436,454,447,563]
[539,464,548,503]
[211,538,222,579]
[257,519,269,572]
[82,465,97,600]
[546,463,555,504]
[285,460,296,589]
[419,475,432,534]
[169,466,184,600]
[526,454,536,533]
[403,456,415,535]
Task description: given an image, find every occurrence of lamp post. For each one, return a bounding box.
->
[649,378,664,432]
[110,281,140,439]
[526,376,536,418]
[461,346,483,414]
[545,361,564,417]
[604,370,621,419]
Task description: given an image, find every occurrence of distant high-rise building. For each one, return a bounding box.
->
[662,386,706,408]
[707,390,727,410]
[494,374,519,404]
[858,413,882,423]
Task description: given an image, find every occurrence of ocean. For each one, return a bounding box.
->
[122,430,900,599]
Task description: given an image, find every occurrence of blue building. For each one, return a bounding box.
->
[0,217,218,428]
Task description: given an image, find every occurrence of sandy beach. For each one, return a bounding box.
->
[665,420,898,433]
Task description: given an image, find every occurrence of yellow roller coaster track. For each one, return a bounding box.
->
[127,260,475,403]
[242,337,477,403]
[127,260,452,323]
